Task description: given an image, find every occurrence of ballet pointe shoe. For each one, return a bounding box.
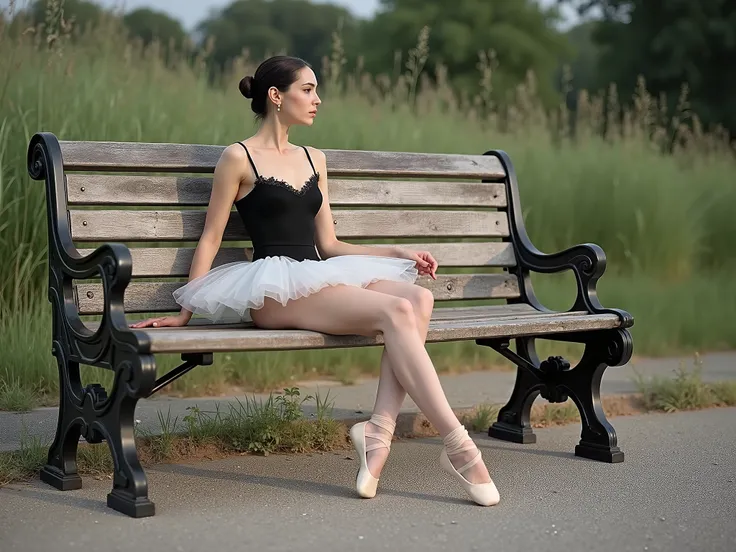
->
[349,414,396,498]
[439,425,500,507]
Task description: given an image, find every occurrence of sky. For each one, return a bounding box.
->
[2,0,580,31]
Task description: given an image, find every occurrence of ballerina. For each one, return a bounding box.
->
[131,55,499,507]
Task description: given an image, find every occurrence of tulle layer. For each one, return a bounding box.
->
[172,254,419,323]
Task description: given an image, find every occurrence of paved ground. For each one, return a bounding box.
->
[1,407,734,552]
[1,351,733,452]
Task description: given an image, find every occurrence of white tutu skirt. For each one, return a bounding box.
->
[172,254,420,323]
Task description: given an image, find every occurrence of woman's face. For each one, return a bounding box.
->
[274,66,321,126]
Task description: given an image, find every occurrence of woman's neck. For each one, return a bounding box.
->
[252,116,292,153]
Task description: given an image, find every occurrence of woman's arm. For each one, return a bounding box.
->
[310,147,396,259]
[131,144,246,327]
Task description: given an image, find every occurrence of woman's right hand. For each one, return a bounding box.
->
[129,313,191,329]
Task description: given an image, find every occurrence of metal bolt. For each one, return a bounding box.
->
[333,220,337,225]
[446,282,454,291]
[82,220,88,226]
[87,291,94,299]
[80,187,86,192]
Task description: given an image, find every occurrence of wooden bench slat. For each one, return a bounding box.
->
[75,274,520,314]
[59,141,506,178]
[102,305,574,330]
[131,304,588,327]
[69,209,510,241]
[126,312,621,353]
[77,243,516,276]
[66,175,508,207]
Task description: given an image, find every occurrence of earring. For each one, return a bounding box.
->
[277,104,281,112]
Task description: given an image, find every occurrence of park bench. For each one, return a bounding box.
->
[27,132,634,518]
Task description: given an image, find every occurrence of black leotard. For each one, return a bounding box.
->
[234,143,323,261]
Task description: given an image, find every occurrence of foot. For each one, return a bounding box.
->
[349,414,396,498]
[365,421,393,479]
[447,442,491,485]
[440,425,499,506]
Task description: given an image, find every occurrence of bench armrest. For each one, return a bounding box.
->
[484,150,633,328]
[28,132,150,356]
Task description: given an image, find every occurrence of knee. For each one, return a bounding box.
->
[412,287,434,320]
[382,297,416,332]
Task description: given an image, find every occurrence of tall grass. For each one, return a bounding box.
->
[0,10,734,403]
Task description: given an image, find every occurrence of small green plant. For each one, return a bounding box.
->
[0,379,37,411]
[136,408,181,463]
[537,401,581,426]
[0,432,48,486]
[633,354,726,412]
[77,443,114,475]
[314,388,335,422]
[710,381,736,406]
[462,403,500,433]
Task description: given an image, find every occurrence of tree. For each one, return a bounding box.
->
[560,0,736,134]
[196,0,358,72]
[25,0,106,34]
[359,0,570,106]
[123,8,189,52]
[564,21,601,93]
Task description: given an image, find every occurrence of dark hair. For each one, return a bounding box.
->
[239,56,312,119]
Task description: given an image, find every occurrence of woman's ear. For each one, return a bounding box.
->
[267,86,281,107]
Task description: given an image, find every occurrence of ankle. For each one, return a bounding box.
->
[368,413,396,436]
[442,425,476,456]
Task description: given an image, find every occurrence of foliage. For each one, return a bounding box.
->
[123,8,190,53]
[18,0,105,35]
[360,0,570,106]
[633,354,736,412]
[561,0,736,135]
[195,0,360,75]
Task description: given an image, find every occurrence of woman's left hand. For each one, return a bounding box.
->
[395,247,438,279]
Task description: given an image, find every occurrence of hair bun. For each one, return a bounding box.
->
[239,76,255,98]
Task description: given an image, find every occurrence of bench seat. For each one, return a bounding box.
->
[111,305,623,353]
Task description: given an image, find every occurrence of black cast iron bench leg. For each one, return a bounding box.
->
[478,328,633,462]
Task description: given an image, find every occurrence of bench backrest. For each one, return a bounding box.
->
[58,141,520,317]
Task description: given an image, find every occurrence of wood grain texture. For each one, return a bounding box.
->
[66,174,508,207]
[94,304,558,331]
[74,274,520,314]
[69,209,510,241]
[122,312,621,353]
[59,141,506,178]
[77,243,516,276]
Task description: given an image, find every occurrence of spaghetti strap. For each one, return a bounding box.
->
[302,146,317,175]
[236,142,260,178]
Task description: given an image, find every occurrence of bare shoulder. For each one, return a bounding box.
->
[305,146,326,167]
[220,142,248,164]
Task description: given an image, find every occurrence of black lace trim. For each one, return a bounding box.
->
[256,172,320,196]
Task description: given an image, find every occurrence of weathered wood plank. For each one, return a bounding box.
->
[59,141,506,179]
[96,305,601,331]
[75,274,520,314]
[66,174,508,207]
[77,243,516,276]
[125,313,621,353]
[99,304,577,331]
[69,209,510,241]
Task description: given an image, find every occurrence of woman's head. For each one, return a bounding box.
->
[239,55,321,125]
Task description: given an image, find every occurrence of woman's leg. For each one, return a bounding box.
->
[250,284,491,485]
[359,281,434,478]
